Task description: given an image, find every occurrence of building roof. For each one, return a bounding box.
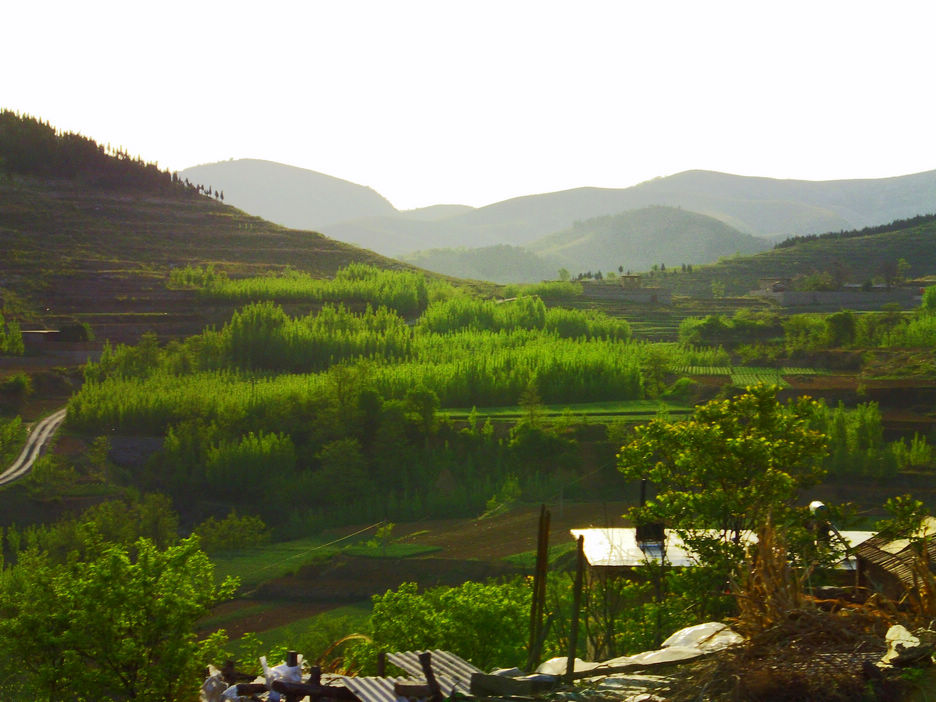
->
[571,528,874,569]
[852,516,936,588]
[385,649,482,694]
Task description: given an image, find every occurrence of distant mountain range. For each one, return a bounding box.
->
[181,159,936,281]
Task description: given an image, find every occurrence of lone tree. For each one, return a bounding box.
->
[617,385,829,573]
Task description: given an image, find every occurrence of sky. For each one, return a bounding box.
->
[5,1,936,210]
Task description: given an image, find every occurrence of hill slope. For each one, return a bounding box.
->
[0,176,410,343]
[398,207,769,283]
[644,217,936,297]
[179,159,397,230]
[399,245,562,284]
[529,206,770,274]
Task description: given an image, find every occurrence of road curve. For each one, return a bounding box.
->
[0,408,68,487]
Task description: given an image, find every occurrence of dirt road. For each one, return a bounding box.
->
[0,407,67,487]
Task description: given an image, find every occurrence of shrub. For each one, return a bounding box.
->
[193,510,270,553]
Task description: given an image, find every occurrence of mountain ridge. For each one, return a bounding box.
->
[179,158,396,231]
[179,158,936,260]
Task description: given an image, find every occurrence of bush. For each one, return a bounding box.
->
[349,580,531,671]
[0,314,24,355]
[193,510,270,553]
[0,372,32,408]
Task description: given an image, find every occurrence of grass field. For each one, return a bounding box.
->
[344,543,442,558]
[501,540,579,569]
[211,537,341,590]
[444,398,692,421]
[232,603,372,658]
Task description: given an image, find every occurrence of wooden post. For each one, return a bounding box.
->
[377,651,386,677]
[565,535,585,683]
[284,651,302,702]
[418,651,443,702]
[526,505,551,671]
[308,665,321,687]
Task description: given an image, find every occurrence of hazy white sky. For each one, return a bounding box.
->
[5,1,935,210]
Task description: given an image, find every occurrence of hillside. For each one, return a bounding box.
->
[179,159,397,231]
[0,176,411,343]
[529,206,770,274]
[641,217,936,297]
[397,207,769,283]
[399,204,475,221]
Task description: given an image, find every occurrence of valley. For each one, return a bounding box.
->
[2,110,936,700]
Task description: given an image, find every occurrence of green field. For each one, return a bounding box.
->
[211,537,341,590]
[444,398,692,420]
[232,604,372,658]
[343,543,442,558]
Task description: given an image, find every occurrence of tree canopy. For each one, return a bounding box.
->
[617,385,829,569]
[0,532,235,701]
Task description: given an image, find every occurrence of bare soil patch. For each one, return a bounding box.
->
[392,500,631,561]
[204,599,335,639]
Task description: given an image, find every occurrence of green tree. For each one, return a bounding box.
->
[825,309,856,347]
[922,286,936,312]
[350,580,532,671]
[405,385,440,447]
[193,510,270,553]
[617,385,829,574]
[897,257,911,284]
[0,534,235,701]
[315,437,369,503]
[0,314,25,355]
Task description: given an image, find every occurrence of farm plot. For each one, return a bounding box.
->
[676,366,825,389]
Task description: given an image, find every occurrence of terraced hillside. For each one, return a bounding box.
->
[641,218,936,298]
[0,177,417,342]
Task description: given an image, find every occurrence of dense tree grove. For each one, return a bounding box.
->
[680,302,936,350]
[0,416,26,467]
[174,263,432,318]
[63,268,666,528]
[61,265,936,531]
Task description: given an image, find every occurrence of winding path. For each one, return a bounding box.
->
[0,408,68,487]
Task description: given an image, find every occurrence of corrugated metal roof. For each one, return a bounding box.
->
[339,676,414,702]
[853,517,936,588]
[386,649,483,694]
[571,528,752,568]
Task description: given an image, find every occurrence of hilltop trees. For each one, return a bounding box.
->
[0,110,210,196]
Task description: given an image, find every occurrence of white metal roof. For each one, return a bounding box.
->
[570,528,875,568]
